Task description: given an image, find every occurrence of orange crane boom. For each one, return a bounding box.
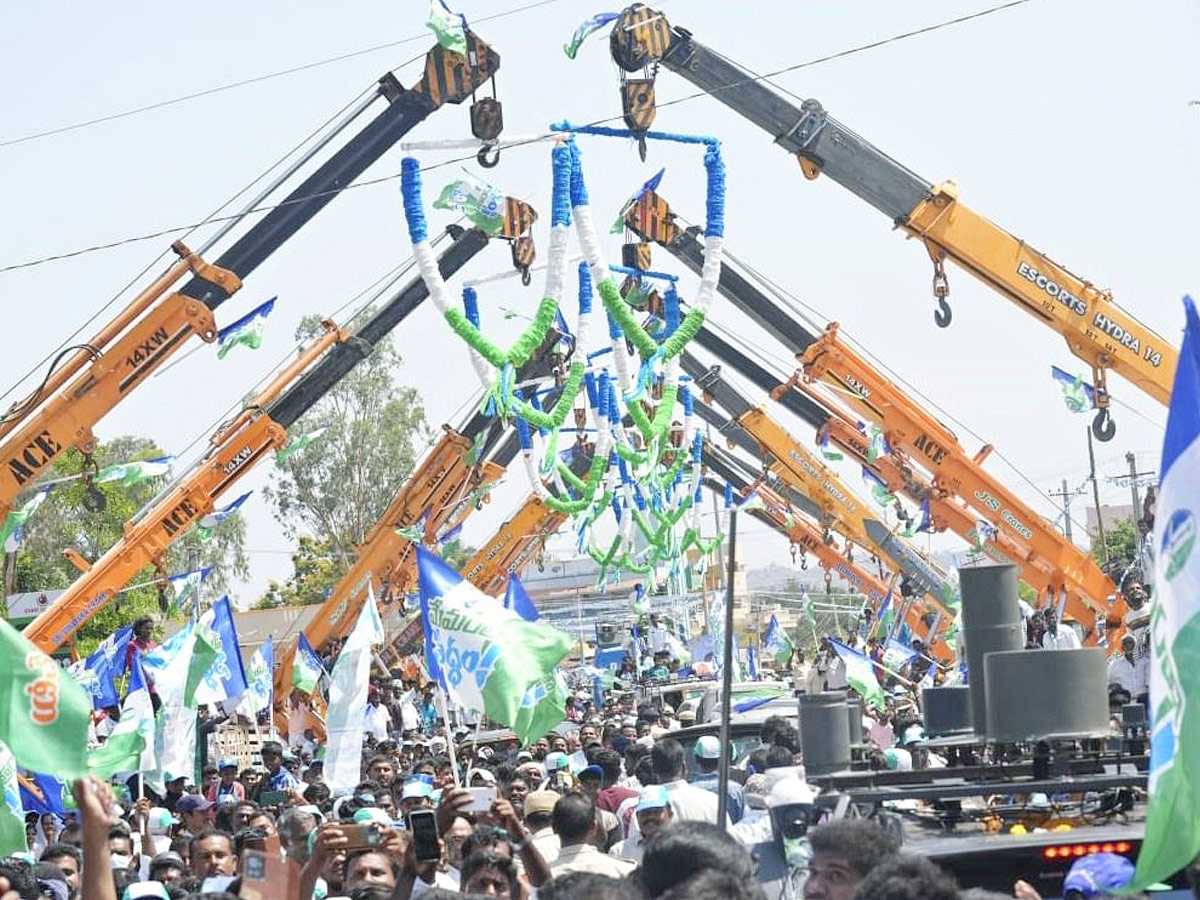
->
[0,32,500,522]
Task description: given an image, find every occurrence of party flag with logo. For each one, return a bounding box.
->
[1131,296,1200,889]
[0,620,90,777]
[418,547,572,745]
[217,297,275,359]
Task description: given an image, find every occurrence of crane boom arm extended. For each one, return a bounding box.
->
[23,229,490,651]
[0,34,500,520]
[701,441,951,660]
[627,192,1118,638]
[609,4,1173,439]
[685,357,955,629]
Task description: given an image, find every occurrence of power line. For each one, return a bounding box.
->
[0,0,1041,276]
[0,0,567,149]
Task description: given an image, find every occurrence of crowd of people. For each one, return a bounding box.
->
[5,683,1194,900]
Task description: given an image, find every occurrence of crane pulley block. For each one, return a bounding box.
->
[610,4,673,72]
[623,189,684,247]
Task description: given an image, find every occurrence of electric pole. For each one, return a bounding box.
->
[1050,478,1074,541]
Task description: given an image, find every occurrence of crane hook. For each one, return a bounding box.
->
[80,453,106,513]
[1092,407,1117,442]
[933,295,953,329]
[477,144,501,169]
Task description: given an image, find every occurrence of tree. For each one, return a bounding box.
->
[262,313,430,602]
[4,436,248,654]
[1091,517,1141,582]
[254,535,342,609]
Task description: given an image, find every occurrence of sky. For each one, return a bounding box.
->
[1,0,1197,609]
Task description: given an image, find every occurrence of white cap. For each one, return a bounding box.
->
[693,736,721,759]
[767,775,815,808]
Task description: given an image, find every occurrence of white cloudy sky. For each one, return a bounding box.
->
[1,0,1196,606]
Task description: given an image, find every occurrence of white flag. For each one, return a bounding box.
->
[324,589,385,793]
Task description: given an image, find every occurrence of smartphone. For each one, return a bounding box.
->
[465,786,495,814]
[340,823,382,850]
[408,809,441,862]
[259,790,289,807]
[239,850,299,900]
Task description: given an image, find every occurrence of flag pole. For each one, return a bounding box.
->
[716,510,737,830]
[434,689,462,789]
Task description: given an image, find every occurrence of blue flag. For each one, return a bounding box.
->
[292,632,326,695]
[883,638,919,672]
[197,492,252,541]
[217,297,275,359]
[747,646,759,681]
[503,574,541,622]
[563,11,619,59]
[1130,296,1200,888]
[194,597,248,705]
[67,625,133,709]
[18,772,70,817]
[1050,365,1097,413]
[166,566,212,611]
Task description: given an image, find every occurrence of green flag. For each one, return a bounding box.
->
[95,455,174,488]
[829,638,886,712]
[0,485,52,552]
[292,634,325,696]
[418,548,573,746]
[426,0,467,55]
[512,670,569,748]
[432,179,505,236]
[87,660,156,780]
[0,740,25,856]
[185,628,219,707]
[1129,300,1200,889]
[275,426,329,465]
[0,620,91,777]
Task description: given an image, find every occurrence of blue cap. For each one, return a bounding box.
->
[636,785,670,813]
[1062,852,1135,898]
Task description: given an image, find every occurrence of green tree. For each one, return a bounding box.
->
[4,436,248,654]
[262,316,432,564]
[1091,517,1140,576]
[254,535,343,609]
[262,314,429,603]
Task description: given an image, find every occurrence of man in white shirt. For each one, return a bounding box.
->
[610,785,673,864]
[624,738,729,844]
[1041,608,1082,650]
[648,614,669,655]
[1107,635,1148,697]
[549,793,635,878]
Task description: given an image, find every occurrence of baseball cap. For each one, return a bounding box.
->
[145,807,178,834]
[123,884,170,900]
[677,708,696,723]
[401,774,434,800]
[149,852,186,875]
[578,765,603,781]
[694,736,722,759]
[636,785,670,813]
[176,794,214,815]
[516,750,534,762]
[544,751,570,771]
[354,807,392,827]
[901,725,927,747]
[1062,852,1135,898]
[217,758,239,771]
[524,791,559,817]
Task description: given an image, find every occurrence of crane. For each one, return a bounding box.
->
[683,356,957,634]
[606,4,1173,441]
[624,191,1121,642]
[22,228,491,651]
[0,28,503,523]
